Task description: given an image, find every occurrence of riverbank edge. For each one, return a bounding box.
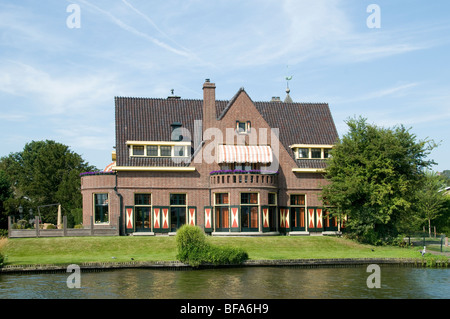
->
[1,257,448,274]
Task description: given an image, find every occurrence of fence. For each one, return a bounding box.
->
[406,232,448,253]
[8,216,119,238]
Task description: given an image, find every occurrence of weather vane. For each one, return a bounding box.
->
[285,65,293,91]
[285,75,293,91]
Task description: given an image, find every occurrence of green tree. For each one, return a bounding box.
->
[434,196,450,235]
[321,117,436,244]
[0,170,13,229]
[0,140,96,224]
[415,171,447,237]
[440,170,450,186]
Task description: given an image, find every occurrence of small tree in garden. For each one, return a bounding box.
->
[415,170,447,237]
[176,225,248,267]
[321,116,437,245]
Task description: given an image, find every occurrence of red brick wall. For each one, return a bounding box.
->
[81,81,330,232]
[81,174,118,227]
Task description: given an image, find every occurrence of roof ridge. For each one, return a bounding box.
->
[217,87,250,120]
[253,101,329,105]
[115,96,205,101]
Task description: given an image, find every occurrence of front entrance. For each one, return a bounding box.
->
[290,207,306,231]
[135,207,151,232]
[241,206,258,232]
[170,207,186,232]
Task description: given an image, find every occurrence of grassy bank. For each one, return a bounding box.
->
[0,235,427,266]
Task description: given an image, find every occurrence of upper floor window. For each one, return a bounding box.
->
[160,145,172,157]
[294,146,332,159]
[132,145,145,156]
[236,121,251,134]
[147,145,158,157]
[174,145,185,157]
[128,142,190,158]
[311,148,322,159]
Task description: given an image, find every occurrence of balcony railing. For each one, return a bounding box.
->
[210,170,278,187]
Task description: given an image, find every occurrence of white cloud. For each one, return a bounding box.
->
[77,0,196,59]
[334,82,420,104]
[0,61,118,115]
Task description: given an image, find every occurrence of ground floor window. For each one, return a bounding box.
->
[170,194,186,231]
[135,193,151,231]
[324,209,338,231]
[241,193,259,231]
[94,193,109,224]
[215,207,230,230]
[215,193,230,231]
[290,194,306,231]
[268,192,277,231]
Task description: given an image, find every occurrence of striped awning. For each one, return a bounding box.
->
[218,145,273,164]
[104,162,116,172]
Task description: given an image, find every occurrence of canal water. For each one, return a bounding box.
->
[0,266,448,299]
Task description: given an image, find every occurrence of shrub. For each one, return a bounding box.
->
[176,225,248,267]
[70,208,83,227]
[46,224,57,229]
[176,225,208,267]
[205,244,248,266]
[74,224,84,229]
[13,219,30,230]
[0,237,8,267]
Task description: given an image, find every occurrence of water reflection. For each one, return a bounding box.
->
[0,266,448,299]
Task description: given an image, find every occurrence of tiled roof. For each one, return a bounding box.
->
[253,101,339,163]
[115,97,203,167]
[115,91,339,168]
[295,159,328,169]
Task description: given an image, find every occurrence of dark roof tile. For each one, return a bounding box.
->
[115,92,339,168]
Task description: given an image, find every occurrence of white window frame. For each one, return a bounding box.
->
[128,141,190,158]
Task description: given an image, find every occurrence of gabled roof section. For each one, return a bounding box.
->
[253,101,339,167]
[114,90,339,168]
[216,87,250,120]
[115,97,203,167]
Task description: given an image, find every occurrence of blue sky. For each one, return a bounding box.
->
[0,0,449,172]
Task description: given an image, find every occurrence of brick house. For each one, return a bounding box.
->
[80,79,341,236]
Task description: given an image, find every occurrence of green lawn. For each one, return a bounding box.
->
[1,235,425,266]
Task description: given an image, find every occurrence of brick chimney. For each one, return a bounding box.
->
[202,79,216,133]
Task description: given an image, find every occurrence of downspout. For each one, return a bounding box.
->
[114,172,124,235]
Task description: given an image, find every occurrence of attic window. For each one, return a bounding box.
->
[147,145,158,156]
[236,121,251,134]
[128,141,190,158]
[171,122,183,141]
[160,146,172,157]
[311,148,321,159]
[132,145,145,156]
[294,146,333,160]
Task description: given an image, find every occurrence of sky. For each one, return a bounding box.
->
[0,0,449,172]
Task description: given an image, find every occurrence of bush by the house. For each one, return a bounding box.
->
[12,219,30,230]
[176,225,248,267]
[0,237,8,267]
